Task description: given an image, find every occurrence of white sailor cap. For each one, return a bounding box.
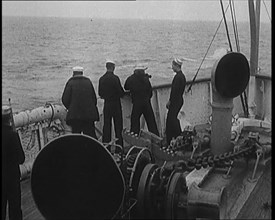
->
[72,66,84,72]
[134,64,148,71]
[106,60,115,65]
[2,105,11,116]
[173,58,183,66]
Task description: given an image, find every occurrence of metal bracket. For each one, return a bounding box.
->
[248,149,262,182]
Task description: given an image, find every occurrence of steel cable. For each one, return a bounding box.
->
[220,0,233,51]
[262,0,271,22]
[187,3,230,92]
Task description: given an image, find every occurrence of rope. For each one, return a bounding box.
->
[220,0,233,52]
[230,0,249,117]
[187,4,230,92]
[239,93,246,117]
[262,0,271,22]
[243,90,249,117]
[230,0,240,52]
[230,0,250,117]
[232,0,240,51]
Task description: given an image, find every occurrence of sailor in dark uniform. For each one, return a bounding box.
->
[98,60,125,147]
[165,58,186,145]
[124,65,159,136]
[62,66,99,139]
[2,106,25,220]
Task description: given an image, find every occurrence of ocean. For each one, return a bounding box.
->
[2,16,271,113]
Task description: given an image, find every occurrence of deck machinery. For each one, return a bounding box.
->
[31,53,271,219]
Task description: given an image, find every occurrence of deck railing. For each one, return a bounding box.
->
[15,74,271,180]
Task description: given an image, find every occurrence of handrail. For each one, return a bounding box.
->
[152,77,211,91]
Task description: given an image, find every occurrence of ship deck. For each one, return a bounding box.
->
[9,162,271,220]
[5,124,272,220]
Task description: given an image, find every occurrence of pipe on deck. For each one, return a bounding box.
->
[13,104,72,135]
[210,52,250,155]
[13,104,67,128]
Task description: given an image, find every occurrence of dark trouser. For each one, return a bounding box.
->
[70,119,97,139]
[166,103,183,145]
[2,170,23,220]
[131,100,159,136]
[102,101,123,147]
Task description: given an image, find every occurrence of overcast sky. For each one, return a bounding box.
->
[2,1,272,22]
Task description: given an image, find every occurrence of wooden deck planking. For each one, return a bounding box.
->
[237,162,272,219]
[13,126,271,220]
[16,166,271,219]
[21,178,44,220]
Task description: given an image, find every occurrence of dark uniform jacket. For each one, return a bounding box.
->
[2,125,25,183]
[62,75,99,124]
[166,70,186,144]
[98,71,124,102]
[124,72,153,103]
[2,125,25,220]
[169,71,186,108]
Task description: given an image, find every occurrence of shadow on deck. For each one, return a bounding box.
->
[5,178,45,220]
[13,161,271,220]
[237,161,272,219]
[5,125,272,220]
[20,178,44,220]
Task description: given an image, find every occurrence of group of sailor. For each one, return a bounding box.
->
[61,58,186,146]
[1,58,186,220]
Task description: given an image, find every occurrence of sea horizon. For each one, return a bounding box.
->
[2,16,271,112]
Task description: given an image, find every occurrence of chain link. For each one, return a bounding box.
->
[175,140,257,172]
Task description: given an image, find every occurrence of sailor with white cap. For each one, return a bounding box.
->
[106,59,115,65]
[165,58,187,144]
[98,59,125,147]
[62,66,99,138]
[173,58,183,67]
[72,66,84,76]
[124,64,159,136]
[2,105,25,220]
[72,66,84,72]
[134,64,148,71]
[134,64,152,78]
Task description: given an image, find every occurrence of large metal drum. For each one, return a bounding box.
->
[31,134,125,220]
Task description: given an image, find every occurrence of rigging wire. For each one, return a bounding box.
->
[229,0,237,51]
[243,90,249,117]
[236,0,248,118]
[220,0,233,52]
[230,0,240,52]
[262,0,271,22]
[187,4,230,92]
[232,1,240,50]
[230,0,249,117]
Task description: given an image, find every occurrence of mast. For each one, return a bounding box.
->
[247,0,261,118]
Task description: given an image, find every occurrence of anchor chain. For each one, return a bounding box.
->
[174,140,257,172]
